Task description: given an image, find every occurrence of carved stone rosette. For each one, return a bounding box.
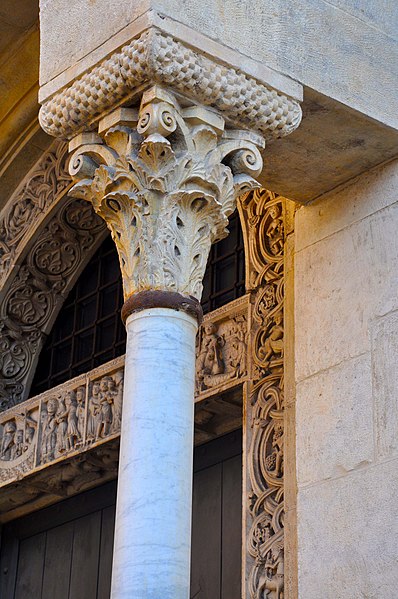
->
[239,189,286,599]
[68,86,264,303]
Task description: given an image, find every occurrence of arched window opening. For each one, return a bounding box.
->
[31,210,245,395]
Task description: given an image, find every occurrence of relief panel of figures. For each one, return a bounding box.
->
[0,358,124,486]
[195,296,250,399]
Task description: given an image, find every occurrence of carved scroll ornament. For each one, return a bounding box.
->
[0,199,106,410]
[0,141,70,291]
[239,189,286,599]
[69,86,264,301]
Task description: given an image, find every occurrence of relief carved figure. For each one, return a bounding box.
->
[65,390,80,450]
[87,381,100,443]
[196,323,225,393]
[76,385,86,445]
[257,543,284,599]
[55,398,68,454]
[265,424,284,479]
[196,311,248,395]
[41,398,58,464]
[266,205,284,256]
[259,312,284,370]
[96,376,116,439]
[228,315,248,377]
[111,371,124,433]
[0,420,16,460]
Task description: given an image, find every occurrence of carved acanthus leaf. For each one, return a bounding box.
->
[69,88,264,301]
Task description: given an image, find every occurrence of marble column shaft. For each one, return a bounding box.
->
[111,308,197,599]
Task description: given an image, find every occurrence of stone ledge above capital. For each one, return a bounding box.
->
[39,25,302,142]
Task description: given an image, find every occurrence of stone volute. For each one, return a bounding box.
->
[68,86,265,322]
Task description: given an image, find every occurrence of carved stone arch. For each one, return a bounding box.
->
[0,142,107,410]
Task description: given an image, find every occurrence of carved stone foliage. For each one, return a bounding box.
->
[238,190,286,599]
[69,87,263,301]
[0,198,105,410]
[0,141,70,290]
[39,28,302,142]
[195,296,249,398]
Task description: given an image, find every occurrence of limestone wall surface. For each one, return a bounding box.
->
[294,158,398,598]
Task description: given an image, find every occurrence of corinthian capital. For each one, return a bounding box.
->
[69,86,264,305]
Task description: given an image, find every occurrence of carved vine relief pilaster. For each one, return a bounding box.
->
[239,189,286,599]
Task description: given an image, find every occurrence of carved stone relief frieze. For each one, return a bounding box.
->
[0,198,106,410]
[238,189,286,599]
[0,141,71,290]
[0,356,124,491]
[36,359,124,467]
[195,296,250,398]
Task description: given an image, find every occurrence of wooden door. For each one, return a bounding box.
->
[0,482,116,599]
[191,429,242,599]
[0,430,242,599]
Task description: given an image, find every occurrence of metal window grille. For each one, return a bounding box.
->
[31,210,245,395]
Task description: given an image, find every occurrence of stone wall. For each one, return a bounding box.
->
[39,0,397,130]
[294,157,398,598]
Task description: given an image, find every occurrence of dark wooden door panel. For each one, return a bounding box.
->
[221,455,242,599]
[41,522,74,599]
[69,511,102,599]
[1,431,242,599]
[97,506,115,599]
[191,464,222,598]
[14,533,46,599]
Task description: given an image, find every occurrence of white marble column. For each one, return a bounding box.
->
[61,87,277,599]
[111,308,197,599]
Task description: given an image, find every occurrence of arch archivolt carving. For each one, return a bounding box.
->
[0,142,107,410]
[0,141,72,291]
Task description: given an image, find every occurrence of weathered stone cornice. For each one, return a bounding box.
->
[39,28,302,141]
